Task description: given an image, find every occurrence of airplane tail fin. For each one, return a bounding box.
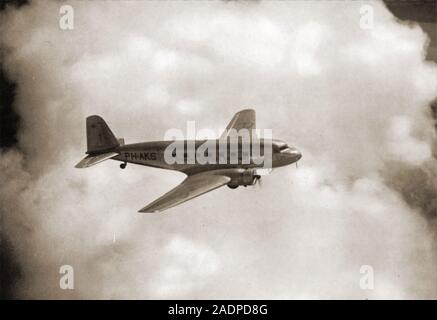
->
[86,115,120,154]
[75,115,120,168]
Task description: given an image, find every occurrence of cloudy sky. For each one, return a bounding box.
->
[1,0,437,299]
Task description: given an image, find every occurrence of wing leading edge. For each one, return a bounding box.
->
[139,173,231,213]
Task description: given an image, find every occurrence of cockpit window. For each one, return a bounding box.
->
[278,144,288,151]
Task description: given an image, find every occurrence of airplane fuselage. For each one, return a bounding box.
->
[108,138,301,176]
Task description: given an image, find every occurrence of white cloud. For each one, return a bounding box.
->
[386,115,432,165]
[148,236,220,298]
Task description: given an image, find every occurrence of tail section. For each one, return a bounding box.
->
[75,115,120,168]
[86,115,119,154]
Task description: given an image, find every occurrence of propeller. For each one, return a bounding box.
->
[254,175,262,187]
[252,168,271,188]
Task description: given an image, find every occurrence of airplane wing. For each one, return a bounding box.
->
[220,109,256,139]
[139,173,231,213]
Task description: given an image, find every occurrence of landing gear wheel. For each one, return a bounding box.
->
[120,162,127,169]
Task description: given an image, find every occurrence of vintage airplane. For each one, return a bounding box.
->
[75,109,301,213]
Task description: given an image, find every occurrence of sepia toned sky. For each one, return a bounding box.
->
[1,0,437,299]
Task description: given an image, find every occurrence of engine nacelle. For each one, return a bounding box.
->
[227,169,260,188]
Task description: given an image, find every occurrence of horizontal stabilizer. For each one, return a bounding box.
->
[75,152,119,169]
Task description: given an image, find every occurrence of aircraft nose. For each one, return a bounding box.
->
[290,148,302,161]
